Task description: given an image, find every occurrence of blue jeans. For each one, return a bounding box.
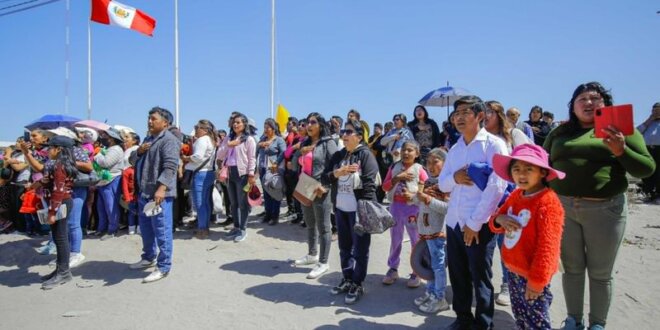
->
[69,187,87,253]
[138,196,174,273]
[260,168,281,219]
[192,170,215,230]
[335,208,371,285]
[426,237,447,299]
[496,234,510,284]
[97,176,121,234]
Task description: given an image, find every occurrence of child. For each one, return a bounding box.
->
[381,140,427,287]
[489,143,565,329]
[34,136,78,290]
[408,148,450,313]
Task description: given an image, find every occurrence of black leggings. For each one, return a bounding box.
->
[51,199,73,274]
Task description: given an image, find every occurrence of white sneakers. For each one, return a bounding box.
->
[129,259,167,283]
[306,263,329,279]
[293,254,319,266]
[142,269,168,283]
[496,283,511,306]
[129,259,157,270]
[69,253,86,268]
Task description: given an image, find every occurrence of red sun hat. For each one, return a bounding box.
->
[493,143,566,183]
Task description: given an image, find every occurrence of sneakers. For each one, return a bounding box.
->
[293,254,319,266]
[419,295,449,314]
[100,233,115,241]
[345,283,364,305]
[496,283,511,306]
[233,230,247,242]
[194,229,209,239]
[382,268,399,285]
[407,274,421,288]
[40,269,57,282]
[414,291,432,307]
[69,253,86,268]
[41,271,72,290]
[129,259,157,270]
[306,263,329,279]
[289,214,301,224]
[561,316,585,330]
[330,278,353,295]
[588,325,604,330]
[36,242,56,255]
[268,217,279,226]
[226,228,240,238]
[143,269,168,283]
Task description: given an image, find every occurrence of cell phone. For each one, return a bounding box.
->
[594,104,634,139]
[23,131,31,142]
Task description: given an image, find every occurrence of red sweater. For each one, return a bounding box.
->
[122,167,136,203]
[488,188,564,292]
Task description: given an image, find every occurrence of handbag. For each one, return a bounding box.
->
[180,156,211,190]
[212,183,224,214]
[354,199,394,235]
[293,172,322,207]
[36,197,68,225]
[73,170,100,187]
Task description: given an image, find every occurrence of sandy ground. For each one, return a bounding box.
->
[1,198,659,330]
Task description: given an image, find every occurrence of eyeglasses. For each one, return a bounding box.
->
[194,125,208,130]
[299,124,306,128]
[308,120,319,126]
[484,109,495,116]
[340,129,355,136]
[393,117,402,122]
[575,95,604,105]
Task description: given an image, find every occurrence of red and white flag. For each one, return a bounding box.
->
[90,0,156,37]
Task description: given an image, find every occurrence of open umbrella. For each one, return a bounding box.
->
[75,119,111,131]
[25,114,82,130]
[418,85,471,118]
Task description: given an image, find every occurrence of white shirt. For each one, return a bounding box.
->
[438,128,509,232]
[122,145,138,169]
[336,160,358,212]
[185,135,215,171]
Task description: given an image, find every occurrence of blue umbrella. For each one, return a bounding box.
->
[419,85,471,119]
[25,114,82,130]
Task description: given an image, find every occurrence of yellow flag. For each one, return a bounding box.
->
[275,104,290,134]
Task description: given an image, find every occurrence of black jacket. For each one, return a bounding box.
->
[325,144,379,206]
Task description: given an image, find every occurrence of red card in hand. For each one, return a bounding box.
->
[594,104,634,138]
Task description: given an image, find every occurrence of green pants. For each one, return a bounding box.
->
[558,194,627,327]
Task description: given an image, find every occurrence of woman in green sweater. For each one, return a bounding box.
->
[544,82,655,330]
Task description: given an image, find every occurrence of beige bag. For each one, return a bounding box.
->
[293,172,322,207]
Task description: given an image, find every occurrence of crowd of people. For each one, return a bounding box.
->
[1,81,659,330]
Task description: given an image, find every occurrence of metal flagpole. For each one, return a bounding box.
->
[87,21,92,119]
[270,0,275,118]
[174,0,180,128]
[64,0,70,114]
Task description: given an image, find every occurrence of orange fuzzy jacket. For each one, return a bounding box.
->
[489,188,564,292]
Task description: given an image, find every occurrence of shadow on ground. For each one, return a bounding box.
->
[219,259,309,277]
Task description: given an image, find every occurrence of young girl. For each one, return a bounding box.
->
[409,148,450,313]
[489,143,565,329]
[36,136,78,290]
[381,140,427,287]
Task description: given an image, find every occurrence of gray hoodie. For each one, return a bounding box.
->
[413,176,448,236]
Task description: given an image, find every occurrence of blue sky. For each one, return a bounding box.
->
[1,1,659,141]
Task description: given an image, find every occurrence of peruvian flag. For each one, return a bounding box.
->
[91,0,156,37]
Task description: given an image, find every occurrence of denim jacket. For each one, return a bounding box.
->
[256,135,286,169]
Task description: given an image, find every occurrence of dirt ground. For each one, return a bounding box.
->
[1,199,658,329]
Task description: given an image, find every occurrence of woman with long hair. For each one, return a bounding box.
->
[484,101,532,152]
[183,119,217,239]
[326,119,379,304]
[34,136,78,289]
[216,113,256,242]
[544,82,655,329]
[292,112,338,279]
[257,118,287,225]
[408,105,442,164]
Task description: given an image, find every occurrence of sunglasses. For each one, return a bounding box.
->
[307,120,319,126]
[340,129,356,136]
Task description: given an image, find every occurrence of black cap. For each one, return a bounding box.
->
[44,135,74,148]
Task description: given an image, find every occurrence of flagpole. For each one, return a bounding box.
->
[64,0,70,114]
[87,21,92,120]
[270,0,275,119]
[174,0,180,128]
